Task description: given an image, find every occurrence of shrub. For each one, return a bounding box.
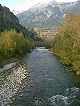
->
[0,30,34,63]
[52,15,80,74]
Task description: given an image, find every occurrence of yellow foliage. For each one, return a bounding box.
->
[53,14,80,75]
[0,30,34,62]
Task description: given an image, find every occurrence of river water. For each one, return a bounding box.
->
[10,47,80,106]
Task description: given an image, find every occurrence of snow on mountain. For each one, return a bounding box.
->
[17,0,79,28]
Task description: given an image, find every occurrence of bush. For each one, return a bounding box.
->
[52,15,80,75]
[0,30,34,63]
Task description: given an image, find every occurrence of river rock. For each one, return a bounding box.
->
[0,62,30,106]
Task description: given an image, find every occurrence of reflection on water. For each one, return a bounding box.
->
[10,47,80,106]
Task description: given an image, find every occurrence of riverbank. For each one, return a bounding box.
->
[0,62,31,106]
[50,15,80,76]
[9,47,80,106]
[0,30,35,66]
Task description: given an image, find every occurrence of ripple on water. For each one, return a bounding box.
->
[28,87,80,106]
[10,48,80,106]
[48,87,80,106]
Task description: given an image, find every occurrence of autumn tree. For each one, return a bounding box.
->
[53,14,80,75]
[0,30,34,63]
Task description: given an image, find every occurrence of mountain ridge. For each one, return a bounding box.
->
[17,0,80,28]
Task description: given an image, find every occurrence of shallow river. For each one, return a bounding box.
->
[10,47,80,106]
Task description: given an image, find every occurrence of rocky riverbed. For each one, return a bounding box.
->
[0,62,31,106]
[10,47,80,106]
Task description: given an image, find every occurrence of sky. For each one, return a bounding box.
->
[0,0,78,14]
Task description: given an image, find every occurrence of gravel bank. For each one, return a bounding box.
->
[0,62,31,106]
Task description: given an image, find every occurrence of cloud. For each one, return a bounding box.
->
[56,0,78,2]
[14,0,52,13]
[0,0,78,14]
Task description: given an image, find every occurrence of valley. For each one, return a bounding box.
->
[0,0,80,106]
[17,0,80,28]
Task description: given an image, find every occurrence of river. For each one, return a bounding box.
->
[10,47,80,106]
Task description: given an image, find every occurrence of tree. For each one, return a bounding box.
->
[0,30,34,63]
[53,14,80,74]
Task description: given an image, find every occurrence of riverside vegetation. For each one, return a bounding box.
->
[0,4,35,105]
[0,30,34,64]
[52,14,80,75]
[0,3,80,105]
[0,4,35,65]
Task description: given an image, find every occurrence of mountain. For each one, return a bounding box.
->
[64,0,80,15]
[0,4,36,38]
[17,0,80,28]
[17,0,63,28]
[0,4,19,31]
